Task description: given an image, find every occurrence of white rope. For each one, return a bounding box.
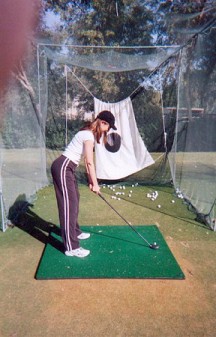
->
[116,1,119,17]
[66,65,95,98]
[129,50,178,99]
[154,153,166,163]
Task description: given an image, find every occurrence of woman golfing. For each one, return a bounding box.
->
[51,110,117,258]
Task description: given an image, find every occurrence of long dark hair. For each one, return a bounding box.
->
[80,119,108,144]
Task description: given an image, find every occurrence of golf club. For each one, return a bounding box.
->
[98,193,159,250]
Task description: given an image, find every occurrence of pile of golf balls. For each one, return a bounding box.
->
[101,183,141,201]
[176,188,184,199]
[147,191,158,201]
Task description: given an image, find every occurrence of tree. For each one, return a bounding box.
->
[14,62,42,127]
[9,1,216,149]
[42,1,156,125]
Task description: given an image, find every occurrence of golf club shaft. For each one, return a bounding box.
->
[98,193,151,246]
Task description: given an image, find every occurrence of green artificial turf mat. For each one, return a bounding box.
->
[35,225,185,280]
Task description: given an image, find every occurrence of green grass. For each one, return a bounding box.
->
[30,183,214,246]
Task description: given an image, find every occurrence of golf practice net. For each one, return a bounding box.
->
[0,28,216,231]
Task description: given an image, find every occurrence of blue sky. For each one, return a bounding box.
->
[44,11,61,28]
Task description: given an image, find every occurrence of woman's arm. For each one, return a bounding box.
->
[84,140,100,194]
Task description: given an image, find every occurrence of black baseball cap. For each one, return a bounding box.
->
[97,110,117,130]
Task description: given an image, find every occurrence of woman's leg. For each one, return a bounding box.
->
[73,177,82,237]
[51,156,79,251]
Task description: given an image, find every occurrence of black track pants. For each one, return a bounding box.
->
[51,155,82,251]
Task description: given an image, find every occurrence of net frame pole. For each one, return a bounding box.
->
[0,136,7,232]
[65,65,68,146]
[0,192,7,232]
[168,49,183,188]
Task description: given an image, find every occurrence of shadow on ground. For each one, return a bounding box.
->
[8,194,64,254]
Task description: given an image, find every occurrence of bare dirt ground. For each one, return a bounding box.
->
[1,228,216,337]
[1,186,216,337]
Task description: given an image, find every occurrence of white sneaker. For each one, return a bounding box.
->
[65,247,90,258]
[77,232,90,240]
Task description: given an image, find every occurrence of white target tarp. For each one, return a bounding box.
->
[94,97,155,180]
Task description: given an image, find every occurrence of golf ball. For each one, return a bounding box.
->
[157,205,161,208]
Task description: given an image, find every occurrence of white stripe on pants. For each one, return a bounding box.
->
[51,155,81,251]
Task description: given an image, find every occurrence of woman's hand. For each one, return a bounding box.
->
[89,183,100,194]
[91,184,100,194]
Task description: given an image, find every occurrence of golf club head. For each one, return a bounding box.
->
[150,243,160,250]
